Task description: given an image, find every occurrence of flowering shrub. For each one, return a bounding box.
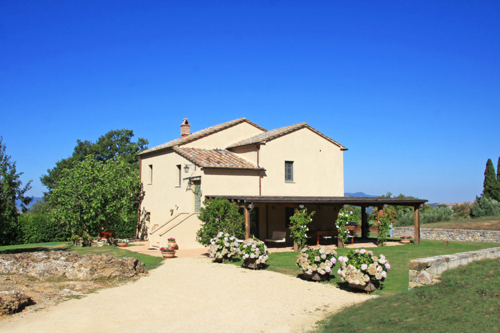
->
[239,238,268,268]
[400,236,412,240]
[117,239,129,244]
[289,208,315,251]
[377,215,391,246]
[168,237,176,242]
[160,246,175,253]
[209,232,240,262]
[335,209,352,247]
[296,245,337,280]
[338,249,390,287]
[100,230,114,239]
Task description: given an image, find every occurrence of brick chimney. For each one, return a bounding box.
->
[180,118,190,137]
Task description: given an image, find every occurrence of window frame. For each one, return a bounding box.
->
[285,161,294,182]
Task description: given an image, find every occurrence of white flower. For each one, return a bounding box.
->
[361,264,368,271]
[381,271,387,278]
[359,249,366,255]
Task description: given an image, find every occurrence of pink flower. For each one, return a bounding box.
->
[337,269,342,275]
[361,264,368,271]
[381,271,387,278]
[385,263,391,270]
[359,249,366,255]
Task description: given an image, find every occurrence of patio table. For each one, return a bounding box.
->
[309,230,339,245]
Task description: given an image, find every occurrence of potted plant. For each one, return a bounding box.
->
[160,246,176,258]
[338,249,391,293]
[239,238,268,269]
[117,239,129,247]
[208,232,240,263]
[296,245,338,281]
[167,237,178,249]
[400,236,412,244]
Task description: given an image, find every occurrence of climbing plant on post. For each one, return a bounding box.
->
[289,207,315,251]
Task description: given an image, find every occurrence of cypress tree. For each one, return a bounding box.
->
[497,157,500,188]
[483,159,500,201]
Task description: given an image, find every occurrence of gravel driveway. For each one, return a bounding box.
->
[1,257,374,333]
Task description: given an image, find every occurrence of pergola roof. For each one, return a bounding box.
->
[204,195,428,207]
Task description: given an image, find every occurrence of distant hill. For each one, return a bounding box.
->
[345,192,378,197]
[16,197,42,211]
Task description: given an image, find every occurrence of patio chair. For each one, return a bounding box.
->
[265,231,286,247]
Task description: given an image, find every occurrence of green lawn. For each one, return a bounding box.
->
[315,257,500,332]
[229,240,499,295]
[0,242,163,271]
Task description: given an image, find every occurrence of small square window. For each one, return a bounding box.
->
[285,161,293,182]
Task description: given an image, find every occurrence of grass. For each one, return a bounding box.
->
[0,242,163,271]
[315,257,500,332]
[227,240,499,295]
[421,216,500,230]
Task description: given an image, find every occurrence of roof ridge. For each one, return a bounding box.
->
[139,118,266,156]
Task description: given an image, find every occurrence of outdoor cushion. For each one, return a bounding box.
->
[265,231,286,243]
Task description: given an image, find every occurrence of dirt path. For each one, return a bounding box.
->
[0,257,374,333]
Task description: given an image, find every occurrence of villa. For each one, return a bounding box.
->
[138,118,426,249]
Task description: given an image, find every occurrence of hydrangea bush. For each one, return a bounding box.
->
[289,208,315,251]
[296,245,338,281]
[239,238,268,269]
[209,232,240,262]
[338,249,391,291]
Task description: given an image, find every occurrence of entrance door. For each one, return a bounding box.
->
[193,180,201,212]
[250,208,259,238]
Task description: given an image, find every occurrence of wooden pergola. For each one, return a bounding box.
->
[205,196,428,244]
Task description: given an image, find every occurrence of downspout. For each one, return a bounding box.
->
[257,144,262,196]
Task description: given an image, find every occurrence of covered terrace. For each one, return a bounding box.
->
[205,196,428,245]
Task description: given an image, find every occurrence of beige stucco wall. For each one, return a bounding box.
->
[182,122,264,149]
[259,128,344,196]
[230,145,258,165]
[203,169,260,197]
[140,150,203,232]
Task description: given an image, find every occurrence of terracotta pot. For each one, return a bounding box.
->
[400,239,411,245]
[162,251,175,258]
[117,243,128,247]
[168,241,178,250]
[303,271,331,281]
[349,280,380,293]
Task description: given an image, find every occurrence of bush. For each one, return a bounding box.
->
[196,198,244,246]
[452,202,471,219]
[208,232,240,262]
[396,206,452,226]
[17,213,70,244]
[289,208,314,250]
[470,196,500,218]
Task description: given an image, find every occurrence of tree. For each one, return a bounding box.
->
[41,129,148,194]
[49,155,142,242]
[196,198,244,246]
[0,137,32,245]
[497,157,500,189]
[482,159,500,201]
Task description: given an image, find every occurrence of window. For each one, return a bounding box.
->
[148,165,153,184]
[285,161,294,182]
[177,165,181,186]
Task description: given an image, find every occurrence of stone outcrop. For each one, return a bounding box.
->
[0,251,147,281]
[408,247,500,288]
[0,291,33,316]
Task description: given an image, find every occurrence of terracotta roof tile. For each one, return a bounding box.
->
[173,147,263,170]
[139,118,266,155]
[227,123,347,150]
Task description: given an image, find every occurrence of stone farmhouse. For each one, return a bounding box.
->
[139,118,425,249]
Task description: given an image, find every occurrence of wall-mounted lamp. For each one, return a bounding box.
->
[184,164,190,173]
[299,204,305,209]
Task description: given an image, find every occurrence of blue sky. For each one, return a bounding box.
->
[1,1,499,203]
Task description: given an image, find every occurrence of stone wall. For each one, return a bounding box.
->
[393,227,500,243]
[408,247,500,288]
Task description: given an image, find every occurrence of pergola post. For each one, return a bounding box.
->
[244,206,250,239]
[377,206,383,246]
[414,205,420,244]
[361,206,368,239]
